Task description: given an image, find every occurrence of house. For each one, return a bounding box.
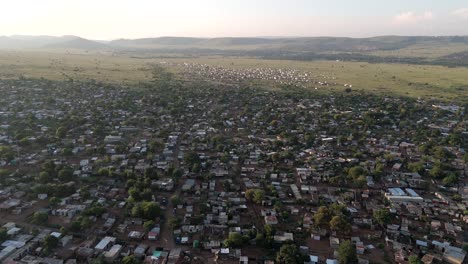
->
[148,226,161,240]
[264,215,278,225]
[273,232,293,243]
[104,244,122,263]
[94,236,116,252]
[153,178,174,191]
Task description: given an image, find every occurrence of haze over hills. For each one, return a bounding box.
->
[1,34,468,66]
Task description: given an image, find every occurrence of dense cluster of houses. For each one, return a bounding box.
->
[0,76,466,264]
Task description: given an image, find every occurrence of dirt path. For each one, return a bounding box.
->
[159,120,193,250]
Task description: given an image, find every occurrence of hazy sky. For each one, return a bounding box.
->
[1,0,468,39]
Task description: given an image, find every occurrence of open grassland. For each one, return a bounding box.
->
[0,50,467,102]
[368,42,468,58]
[0,49,156,84]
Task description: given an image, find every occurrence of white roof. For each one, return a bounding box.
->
[95,236,116,250]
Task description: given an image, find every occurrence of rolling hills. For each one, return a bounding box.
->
[1,35,468,66]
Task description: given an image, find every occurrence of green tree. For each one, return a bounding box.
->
[442,173,458,186]
[98,167,110,177]
[122,255,142,264]
[168,217,181,229]
[0,146,14,162]
[252,189,265,204]
[170,195,181,206]
[373,208,391,226]
[43,234,59,252]
[337,240,358,264]
[49,197,61,208]
[184,151,200,166]
[348,166,364,179]
[330,215,351,235]
[223,232,247,248]
[408,162,424,174]
[141,201,161,220]
[276,244,303,264]
[58,167,73,181]
[245,189,255,201]
[0,227,7,242]
[56,127,67,139]
[429,165,443,179]
[31,212,48,225]
[408,255,423,264]
[314,206,332,228]
[39,171,52,183]
[143,220,155,230]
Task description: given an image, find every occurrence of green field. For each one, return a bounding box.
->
[0,50,467,102]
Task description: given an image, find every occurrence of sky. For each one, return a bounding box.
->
[1,0,468,39]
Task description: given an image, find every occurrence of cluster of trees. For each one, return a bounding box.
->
[131,201,161,220]
[32,183,76,198]
[0,228,7,243]
[69,215,94,232]
[313,204,352,236]
[0,146,14,162]
[337,240,358,264]
[372,208,392,226]
[31,211,49,225]
[184,151,202,173]
[37,159,75,183]
[223,232,250,248]
[276,244,306,264]
[42,234,59,255]
[245,189,265,204]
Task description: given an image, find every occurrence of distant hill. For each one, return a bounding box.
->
[1,35,468,66]
[0,35,78,49]
[108,36,468,52]
[43,36,108,50]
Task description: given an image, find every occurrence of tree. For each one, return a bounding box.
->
[141,201,161,220]
[348,166,364,179]
[168,217,181,229]
[143,220,155,230]
[314,206,332,227]
[433,146,448,160]
[131,203,143,218]
[245,189,255,201]
[0,227,7,242]
[170,195,181,206]
[408,162,424,174]
[98,167,110,177]
[373,208,391,226]
[337,240,358,264]
[49,197,61,208]
[31,212,48,225]
[184,151,200,166]
[43,234,59,252]
[442,173,458,186]
[56,126,67,139]
[39,171,52,183]
[0,146,14,162]
[192,163,201,173]
[408,255,423,264]
[122,256,142,264]
[330,215,351,235]
[58,167,73,181]
[276,244,303,264]
[252,189,265,204]
[224,232,247,248]
[429,165,443,179]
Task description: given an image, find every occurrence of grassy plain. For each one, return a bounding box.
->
[368,42,468,58]
[0,49,467,102]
